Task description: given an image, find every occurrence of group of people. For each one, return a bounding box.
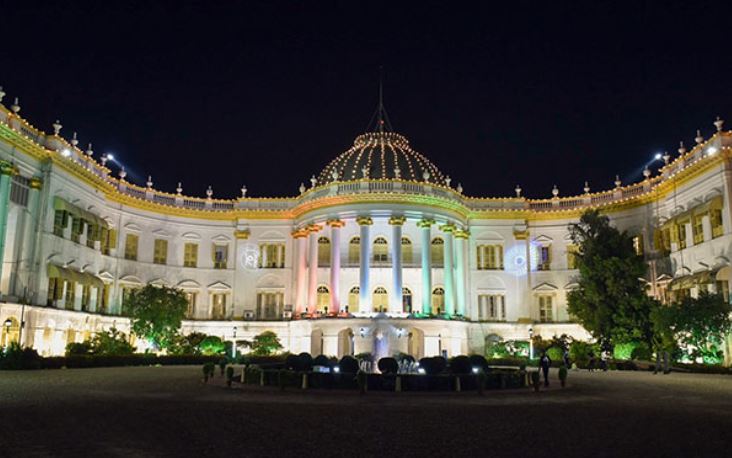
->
[537,348,610,387]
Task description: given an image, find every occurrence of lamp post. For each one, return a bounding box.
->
[232,327,237,359]
[528,326,534,360]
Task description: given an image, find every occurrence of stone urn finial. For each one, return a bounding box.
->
[331,169,339,181]
[515,184,522,197]
[176,182,183,195]
[86,143,93,157]
[583,181,590,194]
[456,182,463,193]
[552,185,559,197]
[643,166,651,179]
[695,129,704,144]
[445,175,451,187]
[614,175,622,188]
[663,151,671,164]
[394,165,401,179]
[310,175,317,188]
[146,176,153,189]
[119,167,127,180]
[0,86,5,103]
[206,185,213,199]
[70,132,78,147]
[241,185,247,197]
[299,182,306,194]
[714,116,724,132]
[52,120,62,135]
[10,97,20,114]
[361,166,369,179]
[423,170,430,182]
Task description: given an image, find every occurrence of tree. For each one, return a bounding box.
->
[123,284,188,350]
[651,292,732,364]
[249,331,283,356]
[567,210,658,348]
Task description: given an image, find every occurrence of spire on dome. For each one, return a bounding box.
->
[366,67,393,133]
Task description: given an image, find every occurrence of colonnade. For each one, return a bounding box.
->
[293,216,469,317]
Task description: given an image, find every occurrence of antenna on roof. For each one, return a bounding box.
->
[367,67,393,133]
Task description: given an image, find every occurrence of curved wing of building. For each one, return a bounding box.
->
[0,93,730,361]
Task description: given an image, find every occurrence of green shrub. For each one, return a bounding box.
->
[418,356,446,375]
[569,341,598,367]
[377,357,398,374]
[338,355,359,374]
[297,352,313,371]
[199,336,226,355]
[0,343,42,370]
[630,343,652,361]
[486,340,529,359]
[313,354,331,368]
[546,346,563,364]
[613,341,638,360]
[218,358,227,375]
[202,362,215,382]
[449,355,472,374]
[65,341,93,356]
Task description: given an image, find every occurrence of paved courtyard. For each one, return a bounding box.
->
[0,366,731,457]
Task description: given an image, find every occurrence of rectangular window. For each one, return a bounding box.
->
[53,210,67,237]
[100,283,110,314]
[257,291,284,319]
[185,292,197,318]
[70,218,83,243]
[86,224,98,249]
[65,281,75,310]
[537,246,551,271]
[478,294,506,321]
[566,245,579,269]
[655,228,671,254]
[213,244,228,269]
[46,277,63,306]
[81,284,91,311]
[153,239,168,265]
[539,295,553,322]
[211,293,227,319]
[102,228,117,255]
[477,245,503,270]
[711,209,723,239]
[184,243,198,268]
[692,214,705,245]
[677,222,688,250]
[124,233,139,261]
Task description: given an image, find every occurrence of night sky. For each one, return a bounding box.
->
[2,1,731,199]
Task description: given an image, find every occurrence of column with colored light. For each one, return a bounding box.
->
[454,228,469,316]
[0,161,15,294]
[306,224,321,314]
[441,223,456,316]
[417,219,434,315]
[292,228,308,314]
[327,219,344,314]
[357,217,372,312]
[389,216,405,313]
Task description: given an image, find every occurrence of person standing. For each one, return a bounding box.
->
[539,351,551,387]
[563,349,571,368]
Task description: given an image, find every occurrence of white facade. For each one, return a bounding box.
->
[0,96,730,360]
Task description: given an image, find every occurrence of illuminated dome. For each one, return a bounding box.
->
[317,132,447,186]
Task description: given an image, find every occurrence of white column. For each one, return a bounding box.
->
[441,223,456,315]
[418,219,434,315]
[455,229,468,316]
[358,217,372,312]
[307,225,321,314]
[276,243,284,268]
[389,216,405,313]
[293,229,308,314]
[328,220,344,314]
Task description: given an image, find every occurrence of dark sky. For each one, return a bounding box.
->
[2,1,731,199]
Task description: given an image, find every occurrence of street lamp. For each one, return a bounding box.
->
[231,327,237,359]
[528,326,534,360]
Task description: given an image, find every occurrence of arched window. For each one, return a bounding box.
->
[317,236,331,266]
[431,287,445,315]
[431,237,444,265]
[372,287,388,312]
[402,287,412,313]
[401,237,413,265]
[373,237,388,263]
[0,317,20,347]
[316,285,330,312]
[348,237,360,265]
[348,286,360,312]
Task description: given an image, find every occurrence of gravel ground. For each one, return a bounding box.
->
[0,366,731,457]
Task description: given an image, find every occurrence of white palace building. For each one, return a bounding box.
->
[0,88,731,362]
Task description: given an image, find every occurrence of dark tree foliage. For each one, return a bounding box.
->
[123,284,188,350]
[651,292,732,364]
[567,210,658,347]
[249,331,283,356]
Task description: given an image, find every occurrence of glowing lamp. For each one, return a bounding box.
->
[107,153,115,161]
[472,367,480,374]
[654,153,662,160]
[61,149,71,157]
[707,146,718,155]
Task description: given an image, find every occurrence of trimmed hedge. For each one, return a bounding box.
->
[40,354,220,369]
